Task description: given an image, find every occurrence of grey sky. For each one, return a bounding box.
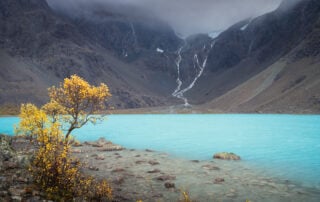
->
[47,0,283,37]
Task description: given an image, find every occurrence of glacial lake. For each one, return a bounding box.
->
[1,114,320,189]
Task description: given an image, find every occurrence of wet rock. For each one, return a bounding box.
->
[11,195,22,201]
[191,160,200,163]
[97,145,124,152]
[72,148,82,153]
[145,149,154,152]
[202,164,220,170]
[147,169,161,174]
[95,155,105,160]
[135,160,146,164]
[214,178,225,184]
[72,141,83,147]
[88,166,99,171]
[164,182,175,189]
[135,155,141,157]
[148,160,160,165]
[152,193,163,198]
[156,175,176,181]
[112,168,125,173]
[213,152,240,160]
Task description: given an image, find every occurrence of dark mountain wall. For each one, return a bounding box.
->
[0,0,182,108]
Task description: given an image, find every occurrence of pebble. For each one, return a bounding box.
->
[164,182,175,189]
[214,178,225,184]
[156,175,176,181]
[148,160,160,165]
[147,169,161,174]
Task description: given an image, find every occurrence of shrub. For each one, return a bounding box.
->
[15,75,112,200]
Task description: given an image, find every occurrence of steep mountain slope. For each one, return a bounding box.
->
[0,0,319,113]
[186,0,320,113]
[0,0,183,108]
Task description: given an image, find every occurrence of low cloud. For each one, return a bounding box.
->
[47,0,283,37]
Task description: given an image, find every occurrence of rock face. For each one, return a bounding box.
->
[213,152,241,160]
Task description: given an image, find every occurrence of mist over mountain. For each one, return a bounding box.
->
[47,0,283,37]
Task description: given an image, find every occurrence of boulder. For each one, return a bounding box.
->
[213,152,240,160]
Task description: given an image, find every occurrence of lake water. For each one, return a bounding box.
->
[1,114,320,189]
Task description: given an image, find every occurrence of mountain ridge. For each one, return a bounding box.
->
[0,0,320,113]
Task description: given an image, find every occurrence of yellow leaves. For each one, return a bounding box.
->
[47,74,112,141]
[16,74,113,201]
[15,103,48,139]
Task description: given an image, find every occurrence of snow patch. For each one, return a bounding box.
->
[156,48,164,53]
[208,31,221,39]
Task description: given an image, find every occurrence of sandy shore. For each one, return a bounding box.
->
[73,138,320,202]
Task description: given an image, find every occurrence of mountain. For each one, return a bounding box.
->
[0,0,182,108]
[0,0,319,113]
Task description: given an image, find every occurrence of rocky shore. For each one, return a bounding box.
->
[1,134,320,202]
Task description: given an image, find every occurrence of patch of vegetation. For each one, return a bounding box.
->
[15,75,112,200]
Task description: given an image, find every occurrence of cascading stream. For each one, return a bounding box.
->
[172,40,216,107]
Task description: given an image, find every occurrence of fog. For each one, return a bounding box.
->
[47,0,283,37]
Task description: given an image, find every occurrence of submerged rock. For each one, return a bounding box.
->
[147,169,161,174]
[164,182,175,189]
[156,175,176,181]
[213,152,240,160]
[214,178,225,184]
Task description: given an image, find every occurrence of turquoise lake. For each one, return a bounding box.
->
[1,114,320,189]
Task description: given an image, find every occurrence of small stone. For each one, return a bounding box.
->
[152,193,163,198]
[112,168,125,172]
[95,155,105,160]
[164,182,175,189]
[214,178,225,184]
[147,169,161,173]
[191,160,200,163]
[72,149,81,153]
[88,166,99,171]
[148,160,160,165]
[156,175,176,181]
[145,149,154,152]
[202,164,220,170]
[135,155,141,157]
[135,160,146,164]
[11,195,22,201]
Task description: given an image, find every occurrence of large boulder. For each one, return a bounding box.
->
[213,152,240,160]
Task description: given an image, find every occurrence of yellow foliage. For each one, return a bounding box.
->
[15,103,48,139]
[16,75,112,201]
[47,74,111,141]
[179,190,193,202]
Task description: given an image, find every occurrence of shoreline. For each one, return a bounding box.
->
[1,135,320,201]
[74,138,320,202]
